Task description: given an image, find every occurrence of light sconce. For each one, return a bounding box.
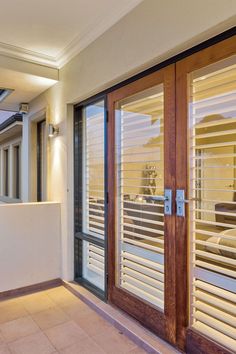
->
[48,123,59,137]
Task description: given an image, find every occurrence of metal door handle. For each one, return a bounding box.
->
[176,189,187,217]
[150,189,172,215]
[150,195,168,202]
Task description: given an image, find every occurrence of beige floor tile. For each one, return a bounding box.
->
[73,310,114,337]
[0,333,5,345]
[47,288,79,307]
[0,316,39,343]
[93,328,136,353]
[59,337,106,354]
[0,301,28,324]
[44,320,88,350]
[8,332,56,354]
[21,293,55,314]
[61,301,94,319]
[32,307,69,330]
[128,346,148,354]
[46,287,68,296]
[0,344,11,354]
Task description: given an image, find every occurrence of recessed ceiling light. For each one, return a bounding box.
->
[0,88,14,103]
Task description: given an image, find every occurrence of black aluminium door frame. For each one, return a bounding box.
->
[37,119,46,202]
[74,94,108,300]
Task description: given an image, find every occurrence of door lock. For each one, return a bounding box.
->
[150,189,172,215]
[176,189,188,217]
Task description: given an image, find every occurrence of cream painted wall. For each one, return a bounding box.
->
[27,0,236,280]
[0,202,61,292]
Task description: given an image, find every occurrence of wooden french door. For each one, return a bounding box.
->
[107,65,177,344]
[177,36,236,354]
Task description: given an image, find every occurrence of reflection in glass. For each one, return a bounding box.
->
[82,101,105,290]
[115,85,165,309]
[189,58,236,351]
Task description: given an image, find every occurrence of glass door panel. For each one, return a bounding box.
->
[188,57,236,352]
[108,66,176,343]
[115,85,165,309]
[82,101,105,291]
[74,99,106,293]
[83,103,105,240]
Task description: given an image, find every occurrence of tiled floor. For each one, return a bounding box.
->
[0,286,147,354]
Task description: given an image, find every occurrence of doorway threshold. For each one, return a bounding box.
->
[63,281,181,354]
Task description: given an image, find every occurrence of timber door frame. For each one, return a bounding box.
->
[176,35,236,354]
[107,64,177,345]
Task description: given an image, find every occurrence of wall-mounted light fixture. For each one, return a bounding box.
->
[48,123,59,137]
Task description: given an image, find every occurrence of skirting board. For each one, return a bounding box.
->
[0,278,62,300]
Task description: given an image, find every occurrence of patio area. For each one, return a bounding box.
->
[0,286,145,354]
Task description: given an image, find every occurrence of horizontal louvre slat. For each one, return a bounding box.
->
[122,282,164,309]
[193,290,236,315]
[121,230,164,244]
[192,92,236,108]
[123,238,164,254]
[88,251,104,264]
[89,227,104,236]
[193,321,236,352]
[194,208,236,218]
[121,274,164,299]
[121,198,164,207]
[194,260,236,278]
[87,264,104,276]
[193,117,236,129]
[194,250,236,266]
[195,239,236,254]
[89,208,104,214]
[193,153,236,160]
[89,245,104,256]
[194,128,236,139]
[122,251,164,272]
[194,229,236,240]
[121,267,164,291]
[193,280,236,303]
[122,207,163,217]
[121,259,164,282]
[195,218,236,229]
[193,188,236,193]
[194,141,236,149]
[122,222,164,235]
[193,311,236,340]
[194,267,236,293]
[88,215,104,222]
[193,301,236,327]
[121,214,164,226]
[88,258,104,270]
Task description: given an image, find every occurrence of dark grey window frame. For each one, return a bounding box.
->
[74,95,108,300]
[37,120,46,202]
[14,145,20,199]
[4,148,9,197]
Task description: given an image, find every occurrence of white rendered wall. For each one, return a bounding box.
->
[0,202,61,292]
[27,0,236,281]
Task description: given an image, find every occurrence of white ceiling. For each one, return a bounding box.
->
[0,0,142,111]
[0,0,142,68]
[0,67,57,111]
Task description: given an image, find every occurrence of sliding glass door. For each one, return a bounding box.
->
[108,66,176,343]
[74,99,107,296]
